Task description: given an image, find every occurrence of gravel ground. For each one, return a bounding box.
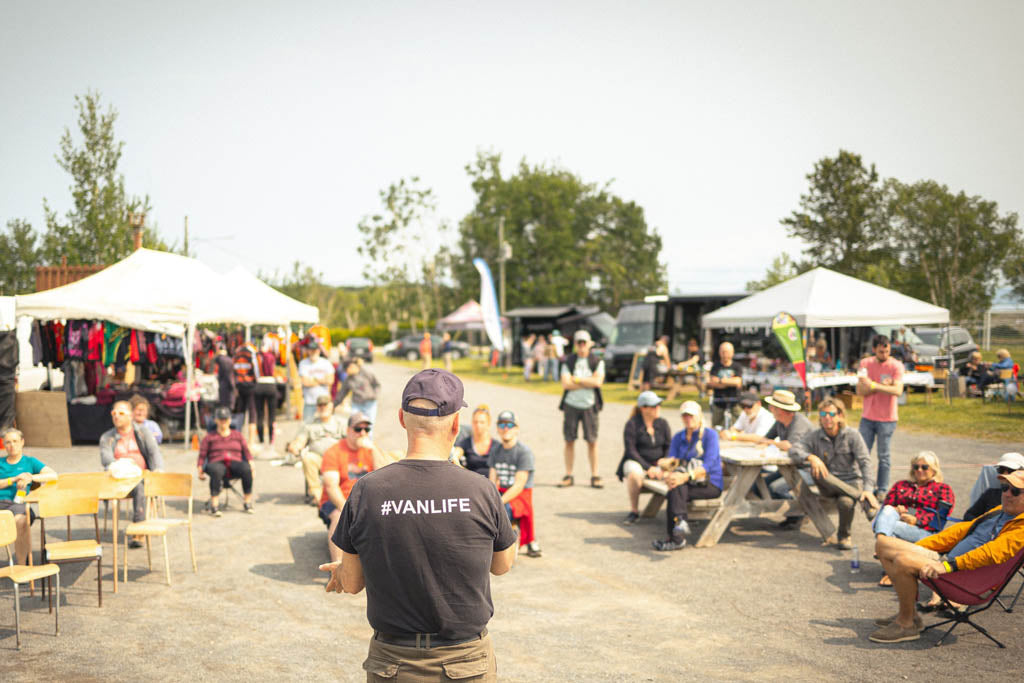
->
[2,360,1021,680]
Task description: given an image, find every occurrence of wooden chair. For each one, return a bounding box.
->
[123,472,197,586]
[37,494,103,608]
[0,510,60,649]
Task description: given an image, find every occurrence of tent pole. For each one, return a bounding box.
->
[184,322,194,448]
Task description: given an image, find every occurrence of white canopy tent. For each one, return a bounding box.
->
[701,267,950,329]
[14,248,320,445]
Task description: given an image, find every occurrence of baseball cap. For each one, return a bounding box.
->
[996,452,1024,471]
[738,392,759,408]
[496,410,517,426]
[401,369,468,417]
[573,329,592,343]
[316,394,332,406]
[998,471,1024,489]
[348,412,372,428]
[680,400,702,417]
[636,391,663,407]
[214,406,231,420]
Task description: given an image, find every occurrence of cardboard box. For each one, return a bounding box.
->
[839,390,862,411]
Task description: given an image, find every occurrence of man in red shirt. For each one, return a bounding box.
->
[319,412,386,560]
[857,334,904,499]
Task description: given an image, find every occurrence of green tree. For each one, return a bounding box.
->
[781,150,889,279]
[0,218,42,294]
[41,91,168,265]
[884,179,1021,319]
[453,151,666,311]
[745,252,805,292]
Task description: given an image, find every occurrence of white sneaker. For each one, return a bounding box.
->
[673,520,691,536]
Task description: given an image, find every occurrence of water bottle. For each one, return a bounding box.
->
[850,545,860,573]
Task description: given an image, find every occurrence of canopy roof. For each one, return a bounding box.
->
[15,249,319,335]
[701,267,950,329]
[437,300,508,332]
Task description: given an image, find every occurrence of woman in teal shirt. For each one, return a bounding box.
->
[0,428,57,564]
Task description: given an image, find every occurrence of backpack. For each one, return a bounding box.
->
[558,353,604,412]
[233,344,259,384]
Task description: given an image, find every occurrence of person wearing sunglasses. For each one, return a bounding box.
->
[963,452,1024,521]
[872,451,955,586]
[869,468,1024,644]
[318,412,385,561]
[789,397,879,550]
[558,329,606,489]
[488,410,541,558]
[100,399,164,529]
[616,391,672,525]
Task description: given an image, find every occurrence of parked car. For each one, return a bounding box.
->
[344,337,374,363]
[911,326,979,370]
[388,334,470,361]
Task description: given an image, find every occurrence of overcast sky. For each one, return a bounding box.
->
[2,1,1022,296]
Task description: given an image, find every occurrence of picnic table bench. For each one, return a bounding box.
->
[639,442,836,547]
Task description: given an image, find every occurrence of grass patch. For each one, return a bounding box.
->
[380,356,1023,442]
[981,344,1024,363]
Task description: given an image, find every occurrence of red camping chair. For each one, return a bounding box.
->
[920,546,1024,648]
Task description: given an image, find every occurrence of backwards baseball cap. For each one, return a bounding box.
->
[996,452,1024,471]
[214,406,231,420]
[348,412,372,428]
[573,329,592,343]
[496,410,517,426]
[401,369,468,417]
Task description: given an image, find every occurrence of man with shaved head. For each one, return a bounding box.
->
[320,369,517,680]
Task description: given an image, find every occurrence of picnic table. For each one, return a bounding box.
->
[641,442,836,548]
[27,471,143,594]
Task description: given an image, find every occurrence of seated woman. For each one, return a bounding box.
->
[615,391,672,525]
[130,395,163,444]
[197,406,255,516]
[873,450,954,586]
[652,401,723,551]
[0,428,57,564]
[453,405,498,476]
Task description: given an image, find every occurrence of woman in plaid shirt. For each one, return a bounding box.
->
[873,450,955,585]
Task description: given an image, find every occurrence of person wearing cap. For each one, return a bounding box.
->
[615,391,672,525]
[488,410,542,558]
[100,400,164,528]
[334,358,381,432]
[856,334,904,500]
[198,406,255,515]
[320,369,518,678]
[722,392,775,444]
[707,341,744,429]
[298,339,335,423]
[788,398,878,549]
[549,329,568,361]
[964,452,1024,521]
[558,329,606,488]
[288,395,345,505]
[652,401,724,551]
[868,468,1024,643]
[318,412,385,561]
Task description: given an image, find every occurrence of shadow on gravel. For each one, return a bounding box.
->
[824,559,886,595]
[249,531,327,585]
[812,617,943,650]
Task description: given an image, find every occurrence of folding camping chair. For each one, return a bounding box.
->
[920,546,1024,648]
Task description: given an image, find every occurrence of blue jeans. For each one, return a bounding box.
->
[858,418,897,497]
[871,504,931,542]
[351,400,378,435]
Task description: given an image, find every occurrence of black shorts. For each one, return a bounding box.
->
[318,499,338,527]
[563,404,599,443]
[0,499,35,523]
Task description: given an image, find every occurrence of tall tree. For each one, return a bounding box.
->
[453,152,666,311]
[41,91,165,265]
[781,150,889,279]
[884,179,1021,319]
[745,252,805,292]
[0,218,42,294]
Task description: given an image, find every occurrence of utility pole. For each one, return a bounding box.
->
[184,215,189,256]
[497,216,506,315]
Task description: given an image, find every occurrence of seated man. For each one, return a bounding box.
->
[869,469,1024,643]
[721,392,775,444]
[287,395,344,505]
[964,452,1024,521]
[0,428,57,564]
[963,351,988,395]
[788,398,879,549]
[318,412,385,561]
[489,410,541,558]
[100,400,164,538]
[197,406,255,515]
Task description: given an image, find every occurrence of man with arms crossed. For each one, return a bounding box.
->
[320,369,517,680]
[558,329,605,489]
[857,334,904,499]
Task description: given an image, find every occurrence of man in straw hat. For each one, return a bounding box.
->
[758,390,816,529]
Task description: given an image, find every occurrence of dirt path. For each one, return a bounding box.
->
[5,361,1020,680]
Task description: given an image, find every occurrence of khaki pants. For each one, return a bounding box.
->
[301,450,323,502]
[363,631,495,682]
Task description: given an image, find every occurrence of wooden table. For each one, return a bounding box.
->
[27,472,143,594]
[690,443,836,548]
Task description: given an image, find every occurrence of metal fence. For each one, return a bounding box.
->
[952,311,1024,351]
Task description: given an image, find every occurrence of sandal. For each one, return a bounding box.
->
[590,476,604,489]
[878,574,892,587]
[557,475,574,488]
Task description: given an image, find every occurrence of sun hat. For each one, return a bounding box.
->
[764,389,800,412]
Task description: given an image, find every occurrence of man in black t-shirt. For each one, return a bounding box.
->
[320,369,517,680]
[708,341,743,428]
